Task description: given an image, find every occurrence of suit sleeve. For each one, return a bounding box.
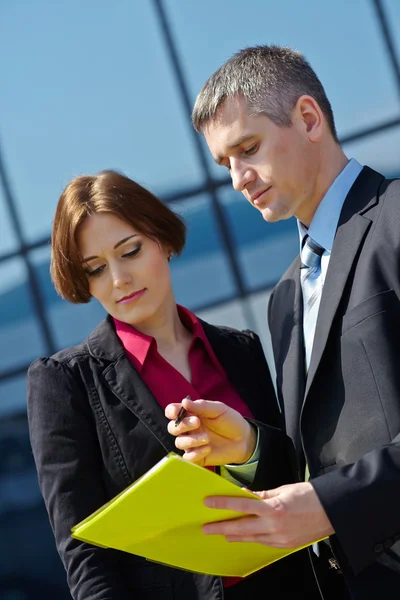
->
[311,439,400,575]
[243,328,282,429]
[27,358,132,600]
[242,330,301,491]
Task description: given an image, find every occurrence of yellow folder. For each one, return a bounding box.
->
[71,453,309,577]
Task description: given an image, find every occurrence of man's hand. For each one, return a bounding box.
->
[203,482,334,548]
[165,397,257,467]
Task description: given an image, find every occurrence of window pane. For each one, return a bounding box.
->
[0,259,47,374]
[0,0,204,243]
[0,410,70,597]
[170,195,237,309]
[166,0,400,146]
[0,376,26,419]
[343,125,400,177]
[219,187,298,292]
[30,246,106,350]
[383,0,400,66]
[0,184,18,255]
[49,299,107,351]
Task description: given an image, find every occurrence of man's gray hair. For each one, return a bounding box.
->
[192,45,338,142]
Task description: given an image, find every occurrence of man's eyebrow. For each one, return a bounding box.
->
[215,135,256,164]
[82,234,138,263]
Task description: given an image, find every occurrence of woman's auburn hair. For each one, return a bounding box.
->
[50,170,186,303]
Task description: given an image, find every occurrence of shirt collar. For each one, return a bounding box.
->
[113,305,209,374]
[113,317,154,372]
[179,306,226,376]
[297,158,363,252]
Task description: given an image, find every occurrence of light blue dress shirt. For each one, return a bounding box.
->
[298,158,363,285]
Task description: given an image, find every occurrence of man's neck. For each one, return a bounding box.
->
[298,147,349,228]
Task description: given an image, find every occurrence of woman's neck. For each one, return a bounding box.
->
[132,301,191,352]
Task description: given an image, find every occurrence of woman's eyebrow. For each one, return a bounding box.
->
[82,234,138,262]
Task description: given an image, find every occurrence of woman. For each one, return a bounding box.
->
[27,170,319,599]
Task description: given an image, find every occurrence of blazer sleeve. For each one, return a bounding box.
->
[27,357,132,600]
[311,438,400,575]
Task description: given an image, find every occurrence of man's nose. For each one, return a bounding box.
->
[230,160,254,192]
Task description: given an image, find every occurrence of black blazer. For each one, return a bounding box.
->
[27,316,316,600]
[269,167,400,597]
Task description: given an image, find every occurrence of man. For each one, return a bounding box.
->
[167,46,400,598]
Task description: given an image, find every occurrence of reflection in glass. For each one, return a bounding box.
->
[343,125,400,177]
[0,404,71,597]
[30,246,106,350]
[166,0,400,150]
[170,195,237,308]
[219,187,298,292]
[0,0,204,243]
[0,185,18,255]
[0,376,26,419]
[382,0,400,68]
[0,258,47,374]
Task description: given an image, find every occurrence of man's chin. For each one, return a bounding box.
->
[260,206,290,223]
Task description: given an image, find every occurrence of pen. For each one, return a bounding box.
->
[174,395,190,426]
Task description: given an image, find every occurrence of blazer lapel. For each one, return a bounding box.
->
[304,167,383,399]
[87,316,176,454]
[103,357,176,453]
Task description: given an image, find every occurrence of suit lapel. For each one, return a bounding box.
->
[304,167,383,399]
[273,260,307,459]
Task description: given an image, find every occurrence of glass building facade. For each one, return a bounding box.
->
[0,0,399,597]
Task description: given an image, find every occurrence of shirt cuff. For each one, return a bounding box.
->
[219,426,260,487]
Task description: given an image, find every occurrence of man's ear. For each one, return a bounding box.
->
[294,95,323,142]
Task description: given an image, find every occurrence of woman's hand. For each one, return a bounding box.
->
[165,397,257,467]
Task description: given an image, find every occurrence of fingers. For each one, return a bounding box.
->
[164,398,224,420]
[204,495,263,514]
[224,534,295,548]
[167,415,201,437]
[174,431,210,451]
[181,445,211,465]
[165,403,185,420]
[165,398,233,424]
[203,515,265,536]
[181,398,228,418]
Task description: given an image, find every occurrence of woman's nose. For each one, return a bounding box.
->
[112,266,132,289]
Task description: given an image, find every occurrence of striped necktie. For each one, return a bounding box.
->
[300,235,325,371]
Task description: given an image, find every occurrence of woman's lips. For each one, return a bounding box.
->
[117,288,146,305]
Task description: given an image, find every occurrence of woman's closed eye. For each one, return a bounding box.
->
[85,265,105,277]
[122,244,142,259]
[85,244,142,277]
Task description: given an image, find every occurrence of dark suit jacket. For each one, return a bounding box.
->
[27,315,316,600]
[268,167,400,597]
